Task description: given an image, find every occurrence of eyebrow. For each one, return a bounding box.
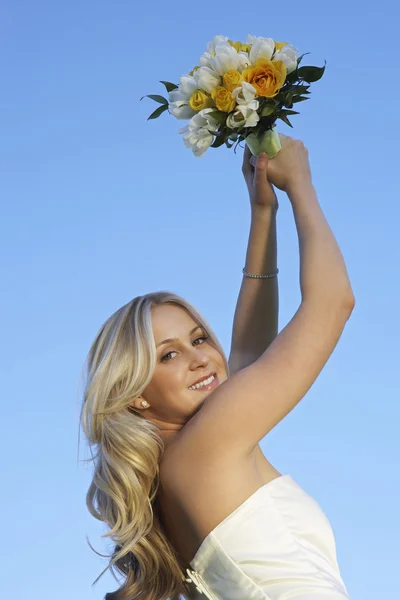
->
[156,325,203,348]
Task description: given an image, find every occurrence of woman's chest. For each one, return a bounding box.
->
[156,444,281,566]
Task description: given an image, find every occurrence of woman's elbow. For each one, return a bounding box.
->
[341,288,356,316]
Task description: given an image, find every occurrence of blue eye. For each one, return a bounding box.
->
[161,336,209,362]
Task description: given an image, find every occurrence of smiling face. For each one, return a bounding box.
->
[133,303,228,442]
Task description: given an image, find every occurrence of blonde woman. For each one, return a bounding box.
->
[81,135,355,600]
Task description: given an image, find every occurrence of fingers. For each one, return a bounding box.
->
[242,144,253,177]
[278,133,291,148]
[250,155,257,168]
[254,152,269,189]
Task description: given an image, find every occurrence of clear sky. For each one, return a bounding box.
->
[1,1,399,599]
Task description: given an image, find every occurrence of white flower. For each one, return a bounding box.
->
[179,108,218,157]
[273,44,298,74]
[187,108,219,131]
[199,52,213,69]
[193,66,221,94]
[237,51,251,72]
[205,35,229,54]
[210,42,241,75]
[168,78,198,120]
[249,37,275,64]
[226,101,260,129]
[232,82,257,105]
[177,74,198,98]
[169,100,196,120]
[181,126,214,157]
[246,34,257,45]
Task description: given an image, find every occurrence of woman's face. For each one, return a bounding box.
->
[135,304,228,438]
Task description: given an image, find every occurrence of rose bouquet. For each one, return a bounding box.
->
[142,35,325,158]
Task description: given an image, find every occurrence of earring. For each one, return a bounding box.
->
[140,400,148,408]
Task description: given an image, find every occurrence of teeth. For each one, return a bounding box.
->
[189,374,215,390]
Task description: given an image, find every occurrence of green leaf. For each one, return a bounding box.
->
[261,105,276,117]
[292,85,310,94]
[278,113,293,127]
[147,104,169,120]
[211,128,234,149]
[292,96,309,104]
[211,134,226,148]
[277,109,299,128]
[297,52,310,66]
[285,70,298,84]
[297,63,326,83]
[282,84,299,93]
[209,110,227,124]
[243,129,256,139]
[160,80,178,92]
[233,137,245,154]
[140,94,168,105]
[281,109,300,116]
[284,93,294,108]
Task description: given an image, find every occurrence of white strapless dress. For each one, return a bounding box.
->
[183,474,350,599]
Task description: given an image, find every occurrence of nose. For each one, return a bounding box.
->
[189,347,210,369]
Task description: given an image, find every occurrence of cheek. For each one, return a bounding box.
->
[153,365,184,395]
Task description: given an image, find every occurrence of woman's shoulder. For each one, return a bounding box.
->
[157,440,282,565]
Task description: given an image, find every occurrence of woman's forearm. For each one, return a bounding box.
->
[229,206,278,368]
[288,182,354,306]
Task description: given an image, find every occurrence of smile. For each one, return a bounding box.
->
[188,374,218,391]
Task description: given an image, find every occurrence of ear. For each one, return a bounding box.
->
[131,397,150,409]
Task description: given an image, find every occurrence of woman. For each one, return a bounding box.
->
[81,135,355,600]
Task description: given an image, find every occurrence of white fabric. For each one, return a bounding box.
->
[184,474,350,599]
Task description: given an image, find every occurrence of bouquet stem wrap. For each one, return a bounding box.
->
[245,126,281,159]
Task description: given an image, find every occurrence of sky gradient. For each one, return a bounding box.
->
[1,1,399,599]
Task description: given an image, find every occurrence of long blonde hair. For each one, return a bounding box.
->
[80,291,229,600]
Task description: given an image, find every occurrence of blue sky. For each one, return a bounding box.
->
[1,1,399,599]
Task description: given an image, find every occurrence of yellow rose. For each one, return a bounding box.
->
[228,40,243,53]
[275,41,288,52]
[189,66,200,76]
[242,58,287,98]
[189,89,214,111]
[240,43,251,53]
[223,70,243,92]
[228,40,251,54]
[211,86,236,112]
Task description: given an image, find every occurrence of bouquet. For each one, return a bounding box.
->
[142,35,325,158]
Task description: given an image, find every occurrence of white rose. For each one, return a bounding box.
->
[246,34,257,45]
[168,83,197,120]
[249,37,275,64]
[199,51,213,69]
[205,35,229,54]
[210,42,240,75]
[237,51,251,72]
[179,124,214,157]
[169,100,196,120]
[232,81,257,105]
[194,66,221,94]
[178,74,198,98]
[226,101,260,129]
[188,108,219,131]
[273,44,298,74]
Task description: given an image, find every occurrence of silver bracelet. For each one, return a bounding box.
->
[242,267,279,279]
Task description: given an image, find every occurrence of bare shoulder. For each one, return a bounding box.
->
[158,440,281,565]
[169,300,354,466]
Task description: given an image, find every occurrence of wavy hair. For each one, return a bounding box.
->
[80,291,229,600]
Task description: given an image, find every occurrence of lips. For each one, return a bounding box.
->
[191,372,215,387]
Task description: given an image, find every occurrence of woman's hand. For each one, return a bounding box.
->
[265,134,312,194]
[242,144,278,212]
